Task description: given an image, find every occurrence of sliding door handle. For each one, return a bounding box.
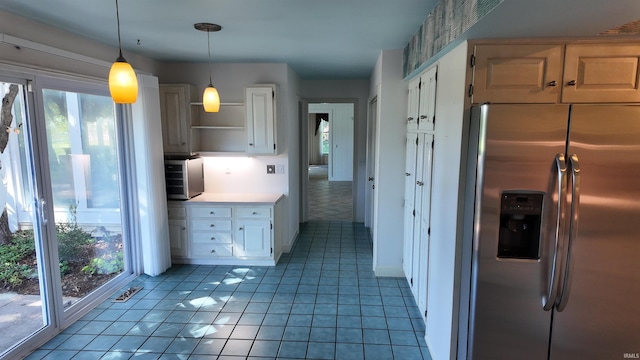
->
[557,154,580,311]
[543,153,567,311]
[39,198,48,225]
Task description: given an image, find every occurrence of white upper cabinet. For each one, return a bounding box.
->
[246,85,277,155]
[406,66,437,133]
[159,84,198,155]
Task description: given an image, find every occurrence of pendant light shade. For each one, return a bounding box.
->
[109,55,138,103]
[109,0,138,104]
[203,85,220,112]
[195,22,222,113]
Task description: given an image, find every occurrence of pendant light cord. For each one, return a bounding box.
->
[207,30,213,86]
[115,0,124,59]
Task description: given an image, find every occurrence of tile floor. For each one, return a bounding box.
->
[308,166,352,222]
[26,221,431,359]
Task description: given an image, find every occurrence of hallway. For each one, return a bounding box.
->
[26,221,430,359]
[308,165,352,222]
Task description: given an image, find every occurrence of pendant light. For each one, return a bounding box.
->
[195,22,221,112]
[109,0,138,104]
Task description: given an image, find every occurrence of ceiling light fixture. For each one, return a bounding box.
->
[109,0,138,104]
[195,22,222,113]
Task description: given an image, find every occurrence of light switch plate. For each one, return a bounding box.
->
[266,165,275,174]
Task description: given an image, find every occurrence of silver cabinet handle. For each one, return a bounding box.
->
[420,115,427,119]
[405,173,411,176]
[557,154,580,311]
[548,80,557,87]
[543,153,567,311]
[567,80,577,86]
[416,181,424,186]
[368,177,374,181]
[407,117,414,121]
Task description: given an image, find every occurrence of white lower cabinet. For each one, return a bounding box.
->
[168,203,188,258]
[168,197,282,266]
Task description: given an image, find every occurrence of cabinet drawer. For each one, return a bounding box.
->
[236,206,271,218]
[190,206,232,218]
[167,206,186,219]
[192,231,232,244]
[191,243,233,258]
[191,219,232,231]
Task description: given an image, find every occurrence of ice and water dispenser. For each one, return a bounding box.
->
[498,192,543,260]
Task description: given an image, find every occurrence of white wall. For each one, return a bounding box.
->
[368,50,407,276]
[157,62,300,250]
[425,41,469,360]
[300,80,369,222]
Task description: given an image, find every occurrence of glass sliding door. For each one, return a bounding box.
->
[38,81,130,315]
[0,79,51,356]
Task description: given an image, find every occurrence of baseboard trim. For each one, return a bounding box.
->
[373,265,404,277]
[282,229,299,253]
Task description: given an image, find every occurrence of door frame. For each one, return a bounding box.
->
[300,98,358,223]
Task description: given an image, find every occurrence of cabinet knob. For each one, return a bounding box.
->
[239,227,244,231]
[368,177,374,181]
[249,143,254,146]
[181,227,186,230]
[420,115,427,119]
[252,211,258,215]
[211,249,216,253]
[567,80,577,86]
[181,142,186,145]
[211,237,215,240]
[407,117,414,121]
[548,80,557,87]
[210,211,215,214]
[210,224,215,227]
[405,173,411,176]
[417,181,424,186]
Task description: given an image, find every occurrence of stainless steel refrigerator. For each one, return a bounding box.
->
[464,104,640,360]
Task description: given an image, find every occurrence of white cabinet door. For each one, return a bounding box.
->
[159,84,196,154]
[407,77,421,131]
[403,132,419,285]
[168,219,188,257]
[416,133,434,315]
[235,219,271,258]
[417,66,437,132]
[246,85,276,154]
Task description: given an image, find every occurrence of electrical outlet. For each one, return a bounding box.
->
[276,165,285,174]
[266,165,275,174]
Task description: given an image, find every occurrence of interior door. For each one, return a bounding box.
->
[550,105,640,359]
[365,97,378,232]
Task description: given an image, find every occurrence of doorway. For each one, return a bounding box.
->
[302,101,355,222]
[0,74,133,358]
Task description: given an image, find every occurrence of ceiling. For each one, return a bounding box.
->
[0,0,435,79]
[0,0,639,79]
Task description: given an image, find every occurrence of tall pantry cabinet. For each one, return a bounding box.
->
[403,65,437,317]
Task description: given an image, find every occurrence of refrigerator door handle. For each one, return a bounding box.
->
[557,154,581,311]
[543,153,567,311]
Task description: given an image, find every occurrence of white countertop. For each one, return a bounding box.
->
[185,193,283,205]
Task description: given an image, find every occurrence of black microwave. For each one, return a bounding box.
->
[164,157,204,200]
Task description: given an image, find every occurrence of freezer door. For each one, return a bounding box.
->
[468,104,569,360]
[550,105,640,360]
